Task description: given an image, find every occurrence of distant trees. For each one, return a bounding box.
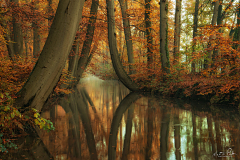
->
[0,0,239,99]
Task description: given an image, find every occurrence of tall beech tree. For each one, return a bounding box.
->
[160,0,170,74]
[64,0,99,88]
[74,0,99,84]
[145,0,153,77]
[11,0,23,56]
[14,0,85,111]
[173,0,182,65]
[32,0,41,57]
[204,0,219,70]
[191,0,199,73]
[106,0,139,91]
[118,0,135,74]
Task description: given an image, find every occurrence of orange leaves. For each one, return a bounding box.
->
[0,55,35,98]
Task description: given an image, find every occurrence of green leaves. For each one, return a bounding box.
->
[0,94,55,152]
[32,108,55,132]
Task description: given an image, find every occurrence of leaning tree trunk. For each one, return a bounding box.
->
[15,0,85,111]
[106,0,139,91]
[118,0,135,74]
[75,0,99,82]
[160,0,170,74]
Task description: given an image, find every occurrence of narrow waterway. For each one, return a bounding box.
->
[2,75,240,160]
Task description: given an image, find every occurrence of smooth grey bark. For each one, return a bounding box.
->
[145,0,153,77]
[75,0,99,82]
[68,36,80,80]
[118,0,135,74]
[173,0,182,65]
[10,0,23,55]
[106,0,139,91]
[15,0,85,111]
[160,0,170,74]
[108,92,141,160]
[191,0,199,73]
[204,0,219,70]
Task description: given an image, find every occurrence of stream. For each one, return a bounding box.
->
[2,75,240,160]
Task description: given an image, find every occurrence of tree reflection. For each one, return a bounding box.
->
[108,92,141,160]
[174,109,181,160]
[160,107,170,160]
[5,79,240,160]
[145,98,154,160]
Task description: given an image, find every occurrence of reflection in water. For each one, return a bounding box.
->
[3,76,240,160]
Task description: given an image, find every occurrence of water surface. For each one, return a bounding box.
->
[2,76,240,160]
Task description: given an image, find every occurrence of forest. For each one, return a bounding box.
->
[0,0,239,154]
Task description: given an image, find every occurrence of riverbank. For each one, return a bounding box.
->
[151,74,240,106]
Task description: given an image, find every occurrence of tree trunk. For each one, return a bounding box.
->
[204,0,219,70]
[173,0,182,65]
[32,0,41,57]
[191,0,199,73]
[5,29,15,60]
[68,36,80,81]
[160,0,170,74]
[15,0,85,111]
[75,0,99,82]
[106,0,139,91]
[118,0,135,74]
[11,0,23,56]
[233,3,240,49]
[145,0,153,78]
